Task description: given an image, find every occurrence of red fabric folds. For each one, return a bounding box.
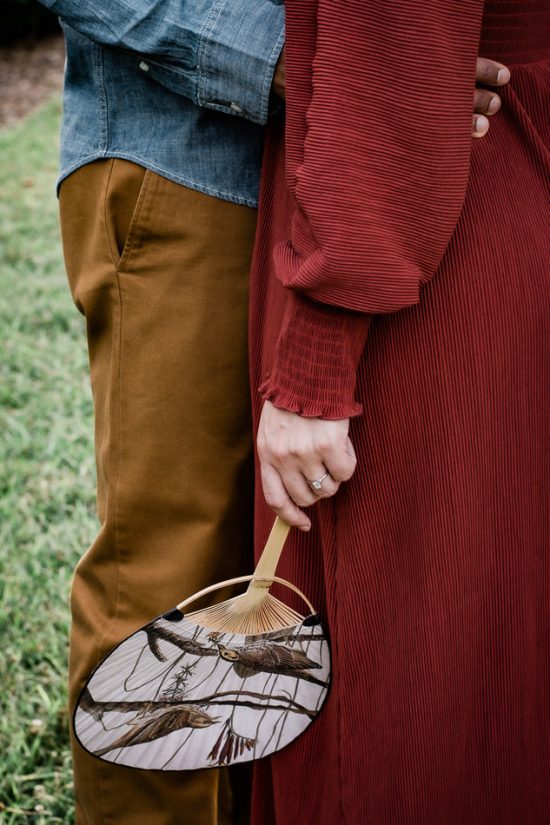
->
[261,0,485,417]
[249,1,550,822]
[259,292,371,418]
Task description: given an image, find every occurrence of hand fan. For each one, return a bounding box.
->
[73,517,331,770]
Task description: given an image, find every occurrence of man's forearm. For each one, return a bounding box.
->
[40,0,284,124]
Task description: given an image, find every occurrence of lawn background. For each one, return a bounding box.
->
[0,97,96,823]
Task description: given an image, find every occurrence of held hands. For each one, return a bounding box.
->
[272,49,511,139]
[257,401,357,531]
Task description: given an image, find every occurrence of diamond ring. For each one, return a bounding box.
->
[307,472,328,491]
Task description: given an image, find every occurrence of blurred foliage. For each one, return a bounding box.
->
[0,0,60,45]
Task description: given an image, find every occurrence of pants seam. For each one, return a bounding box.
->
[94,158,125,825]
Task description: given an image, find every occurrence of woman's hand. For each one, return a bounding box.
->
[257,401,357,530]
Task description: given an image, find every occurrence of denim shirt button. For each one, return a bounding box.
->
[230,102,243,113]
[139,61,150,72]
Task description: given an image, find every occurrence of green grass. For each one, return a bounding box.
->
[0,98,97,823]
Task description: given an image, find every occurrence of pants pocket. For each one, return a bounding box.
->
[103,158,151,270]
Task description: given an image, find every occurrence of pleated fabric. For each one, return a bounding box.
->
[248,1,550,822]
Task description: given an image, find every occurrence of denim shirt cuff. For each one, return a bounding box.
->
[197,1,285,126]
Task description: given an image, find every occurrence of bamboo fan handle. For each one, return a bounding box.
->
[248,517,291,585]
[176,573,315,615]
[176,517,302,611]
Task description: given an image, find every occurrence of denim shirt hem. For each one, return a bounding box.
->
[57,153,260,208]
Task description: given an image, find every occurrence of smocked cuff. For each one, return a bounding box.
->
[197,0,285,125]
[259,292,371,419]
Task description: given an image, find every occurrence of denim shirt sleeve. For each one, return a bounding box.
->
[38,0,285,125]
[197,1,285,124]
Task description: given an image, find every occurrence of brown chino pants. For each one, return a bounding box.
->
[59,159,258,825]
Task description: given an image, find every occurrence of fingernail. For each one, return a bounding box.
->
[488,95,501,114]
[497,67,511,84]
[474,115,488,135]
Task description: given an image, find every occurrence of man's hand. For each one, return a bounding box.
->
[272,46,285,101]
[257,401,356,531]
[472,57,511,137]
[272,49,511,139]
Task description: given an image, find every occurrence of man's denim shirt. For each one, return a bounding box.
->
[41,1,285,207]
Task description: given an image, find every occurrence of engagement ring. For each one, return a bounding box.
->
[307,472,328,491]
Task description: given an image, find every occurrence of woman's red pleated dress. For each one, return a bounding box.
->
[248,1,549,823]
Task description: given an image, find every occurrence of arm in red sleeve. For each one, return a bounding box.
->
[259,291,372,419]
[260,0,485,418]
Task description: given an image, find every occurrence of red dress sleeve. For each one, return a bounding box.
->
[259,0,485,419]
